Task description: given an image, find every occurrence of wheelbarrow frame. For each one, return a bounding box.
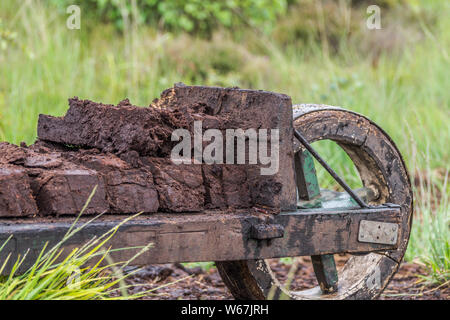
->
[0,99,412,300]
[0,203,401,275]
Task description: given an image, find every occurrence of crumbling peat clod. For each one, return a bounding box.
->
[0,84,297,217]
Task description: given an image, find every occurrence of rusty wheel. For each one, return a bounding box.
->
[216,104,413,299]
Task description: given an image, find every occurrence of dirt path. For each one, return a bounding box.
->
[123,260,448,300]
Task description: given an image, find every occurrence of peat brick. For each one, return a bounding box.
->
[31,84,297,213]
[0,166,38,217]
[35,169,109,215]
[158,84,296,210]
[37,97,200,157]
[64,153,159,213]
[222,165,252,208]
[201,164,226,209]
[105,169,159,213]
[145,158,205,212]
[201,164,253,209]
[0,142,26,165]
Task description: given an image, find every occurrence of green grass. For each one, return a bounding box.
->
[0,0,448,285]
[0,1,447,171]
[182,262,216,272]
[405,157,449,285]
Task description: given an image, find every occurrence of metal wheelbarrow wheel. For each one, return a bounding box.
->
[216,104,413,300]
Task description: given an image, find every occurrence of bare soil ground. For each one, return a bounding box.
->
[123,259,449,300]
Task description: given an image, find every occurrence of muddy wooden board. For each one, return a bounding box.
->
[0,205,401,275]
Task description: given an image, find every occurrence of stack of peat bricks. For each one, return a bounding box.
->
[0,84,296,218]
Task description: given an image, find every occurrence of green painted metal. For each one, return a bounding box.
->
[295,149,339,294]
[311,254,339,293]
[295,150,321,201]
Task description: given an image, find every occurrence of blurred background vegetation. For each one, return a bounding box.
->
[0,0,448,285]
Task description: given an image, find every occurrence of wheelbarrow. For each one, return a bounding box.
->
[0,86,413,300]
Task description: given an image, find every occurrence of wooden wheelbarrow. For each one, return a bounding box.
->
[0,84,413,299]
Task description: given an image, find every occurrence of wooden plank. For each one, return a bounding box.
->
[0,206,401,275]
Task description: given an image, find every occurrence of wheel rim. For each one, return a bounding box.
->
[216,104,413,300]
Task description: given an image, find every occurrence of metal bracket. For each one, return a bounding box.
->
[358,220,399,245]
[250,224,285,240]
